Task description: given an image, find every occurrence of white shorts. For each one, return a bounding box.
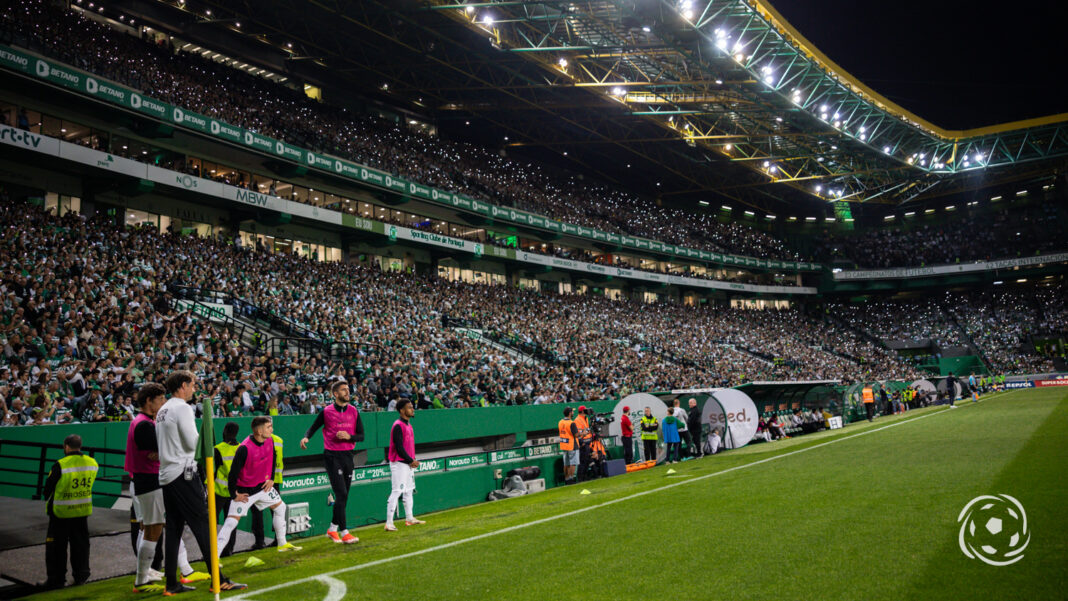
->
[227,487,282,518]
[389,462,415,493]
[131,482,166,526]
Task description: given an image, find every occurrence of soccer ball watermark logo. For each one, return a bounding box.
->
[958,494,1030,566]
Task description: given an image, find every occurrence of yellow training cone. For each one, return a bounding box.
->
[244,556,266,568]
[666,469,677,474]
[580,489,591,495]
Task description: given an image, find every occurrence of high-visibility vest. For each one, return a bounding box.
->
[272,434,284,485]
[640,416,659,440]
[50,454,98,518]
[574,414,593,441]
[558,419,575,451]
[214,441,239,497]
[862,388,874,404]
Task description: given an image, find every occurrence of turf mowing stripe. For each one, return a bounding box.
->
[231,392,1022,601]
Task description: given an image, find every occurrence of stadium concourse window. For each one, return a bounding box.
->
[643,292,659,304]
[731,299,791,310]
[237,231,340,261]
[558,281,573,294]
[437,264,506,285]
[43,193,81,217]
[517,277,540,290]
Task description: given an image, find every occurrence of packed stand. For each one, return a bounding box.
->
[0,199,923,426]
[826,297,964,346]
[1,0,798,262]
[945,286,1067,374]
[815,203,1065,268]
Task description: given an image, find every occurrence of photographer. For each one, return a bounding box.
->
[573,406,594,482]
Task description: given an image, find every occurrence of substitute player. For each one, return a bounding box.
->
[125,383,207,593]
[384,399,425,531]
[300,380,363,544]
[215,417,301,553]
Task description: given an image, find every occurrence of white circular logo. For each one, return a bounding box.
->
[86,77,98,94]
[958,494,1030,566]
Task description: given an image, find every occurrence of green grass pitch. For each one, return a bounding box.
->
[26,387,1068,600]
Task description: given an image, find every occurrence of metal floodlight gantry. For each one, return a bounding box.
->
[428,0,1068,205]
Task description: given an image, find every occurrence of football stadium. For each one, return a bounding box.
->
[0,0,1065,599]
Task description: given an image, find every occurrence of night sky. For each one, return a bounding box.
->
[769,0,1068,130]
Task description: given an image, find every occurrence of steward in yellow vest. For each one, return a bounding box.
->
[43,434,98,588]
[214,422,241,556]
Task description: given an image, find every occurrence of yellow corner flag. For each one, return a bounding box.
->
[199,396,222,601]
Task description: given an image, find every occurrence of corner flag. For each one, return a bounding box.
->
[199,396,222,600]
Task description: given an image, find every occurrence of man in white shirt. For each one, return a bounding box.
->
[672,400,694,458]
[156,370,246,595]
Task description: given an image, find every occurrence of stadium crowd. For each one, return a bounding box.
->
[827,297,964,346]
[945,287,1067,374]
[1,0,797,262]
[815,203,1064,268]
[0,199,926,427]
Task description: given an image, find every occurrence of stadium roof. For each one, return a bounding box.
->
[130,0,1068,214]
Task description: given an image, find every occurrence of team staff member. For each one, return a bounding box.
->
[558,407,580,482]
[619,406,634,465]
[640,407,659,462]
[301,380,364,544]
[156,370,245,595]
[686,399,704,458]
[127,383,207,592]
[383,399,426,531]
[673,400,694,458]
[41,434,97,590]
[215,417,301,553]
[213,422,241,557]
[862,385,875,421]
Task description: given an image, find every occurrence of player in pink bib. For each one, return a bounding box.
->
[384,399,425,531]
[215,417,301,553]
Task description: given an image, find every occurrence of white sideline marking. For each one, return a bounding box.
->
[315,575,346,601]
[232,393,1017,600]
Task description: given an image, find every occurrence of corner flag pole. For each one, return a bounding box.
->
[201,396,221,601]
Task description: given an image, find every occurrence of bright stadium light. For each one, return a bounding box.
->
[724,143,732,151]
[466,5,475,14]
[482,14,494,26]
[558,57,568,68]
[698,200,710,206]
[716,38,728,50]
[612,86,626,96]
[884,146,892,153]
[905,211,915,216]
[815,184,823,192]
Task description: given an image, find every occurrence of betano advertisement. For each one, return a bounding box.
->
[0,44,824,273]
